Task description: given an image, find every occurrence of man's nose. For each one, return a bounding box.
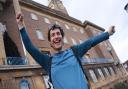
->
[54,34,59,38]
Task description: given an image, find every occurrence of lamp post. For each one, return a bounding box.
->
[124,3,128,13]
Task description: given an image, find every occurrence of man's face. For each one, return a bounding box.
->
[50,28,64,51]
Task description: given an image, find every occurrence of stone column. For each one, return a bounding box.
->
[12,0,27,57]
[0,23,6,65]
[12,0,21,13]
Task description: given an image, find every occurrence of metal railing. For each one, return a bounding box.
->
[81,58,114,64]
[4,57,28,65]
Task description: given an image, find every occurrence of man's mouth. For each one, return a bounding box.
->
[53,39,61,44]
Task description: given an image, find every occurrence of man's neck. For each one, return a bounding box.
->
[50,48,63,55]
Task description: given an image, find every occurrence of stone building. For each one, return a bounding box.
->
[123,60,128,72]
[0,0,128,89]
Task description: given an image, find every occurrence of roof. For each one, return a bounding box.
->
[84,20,105,31]
[20,0,83,26]
[20,0,105,31]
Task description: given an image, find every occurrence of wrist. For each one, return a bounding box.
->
[18,24,24,30]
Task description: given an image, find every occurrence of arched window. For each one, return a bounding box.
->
[20,79,30,89]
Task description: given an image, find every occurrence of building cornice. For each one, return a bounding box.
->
[20,0,83,26]
[84,20,105,31]
[0,65,41,70]
[19,0,105,31]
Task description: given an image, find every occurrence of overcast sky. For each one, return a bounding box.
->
[33,0,128,63]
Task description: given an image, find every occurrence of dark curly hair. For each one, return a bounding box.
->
[48,24,64,41]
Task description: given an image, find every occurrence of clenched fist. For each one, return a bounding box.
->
[16,13,25,30]
[106,26,115,36]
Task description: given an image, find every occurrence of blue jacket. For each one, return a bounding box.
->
[20,27,109,89]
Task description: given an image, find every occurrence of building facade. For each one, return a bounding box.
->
[124,60,128,71]
[0,0,128,89]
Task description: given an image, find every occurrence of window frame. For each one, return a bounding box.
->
[80,28,84,34]
[30,13,38,20]
[36,29,45,40]
[20,79,31,89]
[44,18,50,24]
[65,24,70,30]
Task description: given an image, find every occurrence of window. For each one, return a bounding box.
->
[104,67,110,76]
[73,27,77,32]
[30,13,38,20]
[124,64,128,69]
[0,23,6,32]
[71,38,77,45]
[6,57,28,65]
[50,4,55,9]
[43,75,53,89]
[36,30,44,40]
[97,68,105,79]
[109,67,115,75]
[64,37,68,44]
[65,24,70,29]
[80,29,84,34]
[44,18,50,24]
[55,21,60,25]
[89,69,98,83]
[20,79,30,89]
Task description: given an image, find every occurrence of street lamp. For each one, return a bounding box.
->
[124,3,128,13]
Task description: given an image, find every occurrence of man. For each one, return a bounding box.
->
[17,13,115,89]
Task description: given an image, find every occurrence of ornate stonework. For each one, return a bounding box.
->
[48,0,68,14]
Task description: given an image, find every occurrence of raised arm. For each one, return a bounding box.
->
[72,26,115,58]
[16,13,50,72]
